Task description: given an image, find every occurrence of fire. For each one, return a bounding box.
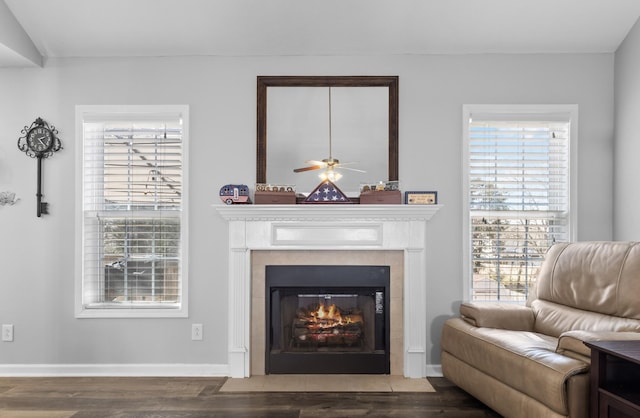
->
[293,302,365,347]
[305,302,363,329]
[312,303,343,324]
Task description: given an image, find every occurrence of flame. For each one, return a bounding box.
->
[312,303,340,323]
[294,302,365,346]
[307,303,363,329]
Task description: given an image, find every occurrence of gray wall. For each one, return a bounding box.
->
[614,18,640,240]
[0,53,614,372]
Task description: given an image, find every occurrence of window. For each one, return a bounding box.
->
[76,105,189,317]
[462,105,577,303]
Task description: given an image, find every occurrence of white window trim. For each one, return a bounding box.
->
[75,105,189,318]
[461,104,578,303]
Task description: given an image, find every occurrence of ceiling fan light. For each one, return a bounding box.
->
[320,169,342,182]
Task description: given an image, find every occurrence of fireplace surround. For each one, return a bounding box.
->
[252,249,403,376]
[216,204,441,378]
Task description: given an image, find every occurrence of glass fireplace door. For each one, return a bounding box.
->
[266,265,390,374]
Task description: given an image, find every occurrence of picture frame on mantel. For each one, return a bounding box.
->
[405,191,438,205]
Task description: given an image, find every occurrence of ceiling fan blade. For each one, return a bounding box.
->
[338,166,367,173]
[293,165,324,173]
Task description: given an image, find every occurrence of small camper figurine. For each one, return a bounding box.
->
[219,184,251,205]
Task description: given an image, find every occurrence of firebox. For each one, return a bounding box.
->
[265,265,390,374]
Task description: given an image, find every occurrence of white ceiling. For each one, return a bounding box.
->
[2,0,640,67]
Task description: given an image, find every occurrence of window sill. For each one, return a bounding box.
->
[76,304,187,319]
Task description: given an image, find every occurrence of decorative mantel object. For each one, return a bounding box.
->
[219,184,251,205]
[215,204,441,378]
[17,117,63,217]
[359,180,402,204]
[360,190,402,204]
[0,191,19,206]
[302,179,350,204]
[254,183,297,204]
[405,191,438,205]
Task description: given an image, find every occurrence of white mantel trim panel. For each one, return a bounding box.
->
[216,204,441,378]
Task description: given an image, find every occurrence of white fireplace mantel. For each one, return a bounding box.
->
[216,204,441,378]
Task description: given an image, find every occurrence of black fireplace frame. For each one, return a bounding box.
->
[265,265,390,374]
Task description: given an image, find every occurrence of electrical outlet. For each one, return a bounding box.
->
[191,324,203,341]
[2,324,14,342]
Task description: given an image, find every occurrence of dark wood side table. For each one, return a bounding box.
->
[585,340,640,418]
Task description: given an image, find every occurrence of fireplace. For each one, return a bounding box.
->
[215,204,441,378]
[266,265,390,374]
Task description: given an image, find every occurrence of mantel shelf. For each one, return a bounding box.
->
[215,204,442,221]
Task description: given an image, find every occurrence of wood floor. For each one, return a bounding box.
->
[0,376,501,417]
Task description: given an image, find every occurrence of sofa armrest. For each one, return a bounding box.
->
[459,302,535,331]
[557,330,640,361]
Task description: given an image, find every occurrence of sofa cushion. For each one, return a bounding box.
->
[531,299,640,338]
[534,241,640,319]
[442,352,585,418]
[442,317,589,416]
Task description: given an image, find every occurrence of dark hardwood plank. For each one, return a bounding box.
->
[0,376,501,417]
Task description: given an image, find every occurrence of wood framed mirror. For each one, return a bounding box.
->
[257,76,398,193]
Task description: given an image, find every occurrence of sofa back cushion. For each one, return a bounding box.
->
[532,241,640,327]
[532,299,640,337]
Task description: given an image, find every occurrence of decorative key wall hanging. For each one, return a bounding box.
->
[17,117,63,217]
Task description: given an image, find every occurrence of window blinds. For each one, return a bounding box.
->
[82,115,184,308]
[83,121,182,211]
[467,114,571,302]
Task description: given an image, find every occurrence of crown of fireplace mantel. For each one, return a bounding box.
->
[215,204,442,378]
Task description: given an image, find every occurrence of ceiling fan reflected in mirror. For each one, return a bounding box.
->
[293,87,365,182]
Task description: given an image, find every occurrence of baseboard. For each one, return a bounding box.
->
[0,363,230,377]
[425,364,443,377]
[0,363,443,378]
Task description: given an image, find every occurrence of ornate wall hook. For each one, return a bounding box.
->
[0,191,19,206]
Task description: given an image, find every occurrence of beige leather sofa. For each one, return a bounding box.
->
[441,241,640,418]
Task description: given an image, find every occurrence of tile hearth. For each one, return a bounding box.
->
[220,374,435,393]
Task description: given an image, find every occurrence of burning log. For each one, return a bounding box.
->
[291,302,364,347]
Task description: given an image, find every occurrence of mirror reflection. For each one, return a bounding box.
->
[267,87,388,193]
